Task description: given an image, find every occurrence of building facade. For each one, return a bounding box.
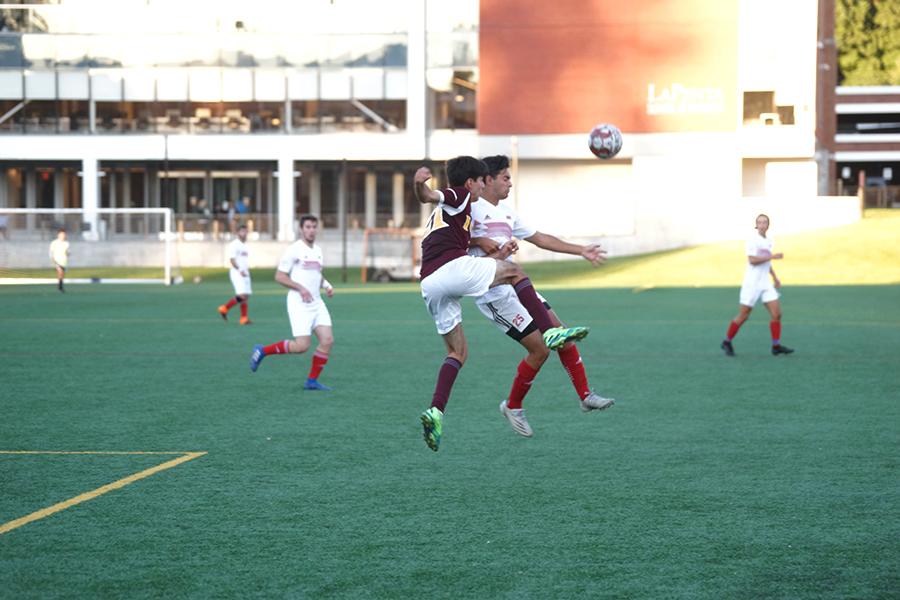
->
[0,0,857,269]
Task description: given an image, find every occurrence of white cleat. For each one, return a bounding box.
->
[499,400,533,438]
[581,391,615,413]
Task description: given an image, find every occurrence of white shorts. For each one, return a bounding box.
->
[287,292,332,337]
[230,269,252,295]
[740,283,779,307]
[421,255,497,335]
[475,284,534,339]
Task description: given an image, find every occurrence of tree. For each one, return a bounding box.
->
[836,0,900,85]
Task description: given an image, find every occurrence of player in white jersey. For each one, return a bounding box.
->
[218,223,253,325]
[249,215,335,390]
[721,213,794,356]
[468,155,615,437]
[49,228,69,293]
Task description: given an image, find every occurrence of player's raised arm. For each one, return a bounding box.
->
[413,167,441,204]
[524,231,607,267]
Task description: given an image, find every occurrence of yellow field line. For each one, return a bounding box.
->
[0,451,207,535]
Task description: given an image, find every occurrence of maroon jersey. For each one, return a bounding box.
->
[420,185,475,279]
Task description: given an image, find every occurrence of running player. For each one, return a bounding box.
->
[249,215,335,390]
[469,155,615,436]
[218,223,252,325]
[49,228,69,293]
[415,157,589,451]
[721,213,794,357]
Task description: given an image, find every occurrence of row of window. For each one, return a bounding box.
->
[0,163,441,239]
[0,90,477,133]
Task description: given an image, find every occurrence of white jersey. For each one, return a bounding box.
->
[228,239,250,273]
[49,239,69,267]
[742,233,774,289]
[277,240,326,303]
[468,199,537,261]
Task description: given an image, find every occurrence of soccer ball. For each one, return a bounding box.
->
[588,123,623,159]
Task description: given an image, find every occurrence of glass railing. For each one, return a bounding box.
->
[1,32,409,69]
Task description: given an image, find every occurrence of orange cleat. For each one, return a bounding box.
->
[218,305,228,320]
[239,316,252,325]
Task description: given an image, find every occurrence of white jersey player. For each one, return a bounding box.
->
[721,213,794,356]
[249,215,335,391]
[218,223,253,325]
[49,228,69,292]
[466,155,614,439]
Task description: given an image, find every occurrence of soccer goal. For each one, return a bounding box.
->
[0,207,176,285]
[360,228,420,283]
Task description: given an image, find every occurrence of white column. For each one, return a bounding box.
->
[277,157,295,241]
[81,157,99,240]
[123,170,132,233]
[392,171,404,227]
[25,169,36,231]
[309,172,321,218]
[0,170,7,208]
[406,1,427,157]
[54,170,64,209]
[364,171,376,229]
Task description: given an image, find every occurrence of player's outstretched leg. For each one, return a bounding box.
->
[499,400,533,437]
[421,407,443,451]
[250,344,265,372]
[219,296,239,321]
[543,326,590,350]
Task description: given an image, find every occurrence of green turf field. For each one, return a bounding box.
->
[1,271,898,598]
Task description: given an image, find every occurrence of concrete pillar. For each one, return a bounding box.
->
[392,171,404,227]
[0,170,7,208]
[25,168,36,231]
[277,156,295,241]
[81,157,99,240]
[337,165,346,233]
[407,1,427,157]
[123,170,132,233]
[309,172,321,218]
[364,171,376,229]
[54,170,64,209]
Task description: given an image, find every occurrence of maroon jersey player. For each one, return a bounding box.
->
[415,156,589,451]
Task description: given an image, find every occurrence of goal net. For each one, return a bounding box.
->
[0,208,176,285]
[360,228,420,283]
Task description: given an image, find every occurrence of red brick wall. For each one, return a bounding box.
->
[478,0,739,134]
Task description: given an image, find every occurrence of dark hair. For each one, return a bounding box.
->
[300,214,319,227]
[236,223,248,231]
[482,155,510,178]
[446,155,488,187]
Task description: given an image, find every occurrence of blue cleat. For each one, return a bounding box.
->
[250,344,265,372]
[303,378,332,391]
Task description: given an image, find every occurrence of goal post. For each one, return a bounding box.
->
[360,227,420,283]
[0,207,175,285]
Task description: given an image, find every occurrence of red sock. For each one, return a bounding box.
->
[262,340,291,355]
[308,351,329,380]
[507,359,539,409]
[725,320,742,340]
[558,344,590,400]
[431,357,462,412]
[770,321,781,345]
[224,297,239,310]
[514,278,554,332]
[240,302,248,319]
